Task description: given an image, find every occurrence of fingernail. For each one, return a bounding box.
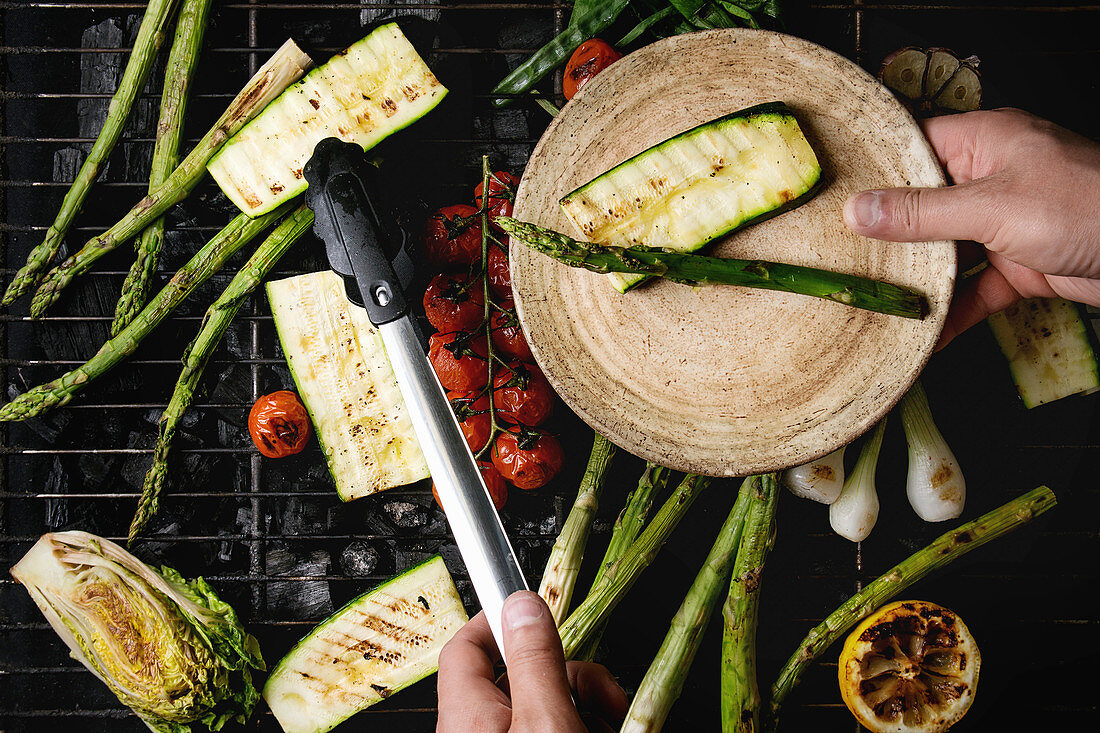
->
[503,592,544,631]
[845,191,882,230]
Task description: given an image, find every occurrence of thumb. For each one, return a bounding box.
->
[500,591,583,729]
[843,181,1000,244]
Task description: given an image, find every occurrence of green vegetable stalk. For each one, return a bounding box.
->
[1,0,180,306]
[721,473,779,732]
[29,39,311,317]
[575,462,669,661]
[766,485,1058,730]
[559,473,712,658]
[0,204,292,422]
[495,217,927,319]
[129,205,313,542]
[11,531,264,731]
[538,433,618,623]
[112,0,214,336]
[620,476,757,732]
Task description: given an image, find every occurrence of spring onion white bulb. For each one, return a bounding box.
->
[830,420,886,542]
[782,446,846,504]
[899,379,965,522]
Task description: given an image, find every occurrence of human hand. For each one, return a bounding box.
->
[842,108,1100,346]
[436,591,628,732]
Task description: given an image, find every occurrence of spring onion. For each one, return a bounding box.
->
[898,379,965,522]
[829,419,886,542]
[780,446,845,504]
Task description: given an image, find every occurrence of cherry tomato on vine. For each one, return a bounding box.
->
[428,331,489,391]
[563,39,622,100]
[494,361,554,426]
[423,273,485,332]
[434,460,507,511]
[422,204,482,268]
[492,427,564,490]
[248,391,312,458]
[448,390,491,452]
[491,302,533,361]
[474,171,520,222]
[487,244,512,299]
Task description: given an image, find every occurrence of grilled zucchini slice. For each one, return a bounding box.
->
[988,297,1100,408]
[559,102,823,292]
[263,555,468,733]
[208,23,447,216]
[266,270,429,500]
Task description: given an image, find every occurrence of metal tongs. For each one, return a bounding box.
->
[304,137,527,659]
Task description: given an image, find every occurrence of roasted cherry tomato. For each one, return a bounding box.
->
[492,427,564,490]
[428,331,489,391]
[491,302,533,361]
[422,204,482,269]
[448,390,491,452]
[248,390,311,458]
[487,244,512,299]
[434,460,508,511]
[423,273,485,333]
[563,39,622,100]
[475,171,520,222]
[493,361,553,426]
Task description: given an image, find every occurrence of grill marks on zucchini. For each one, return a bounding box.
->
[266,271,428,501]
[559,102,823,292]
[208,23,447,216]
[263,556,468,733]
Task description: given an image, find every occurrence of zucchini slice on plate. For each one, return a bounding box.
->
[266,270,429,500]
[559,101,823,292]
[264,555,468,733]
[988,297,1100,408]
[208,22,447,216]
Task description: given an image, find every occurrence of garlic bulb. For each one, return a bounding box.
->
[830,420,886,542]
[899,379,965,522]
[782,447,846,504]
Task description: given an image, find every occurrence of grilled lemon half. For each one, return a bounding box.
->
[839,601,980,732]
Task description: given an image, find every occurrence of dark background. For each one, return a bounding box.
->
[2,1,1097,731]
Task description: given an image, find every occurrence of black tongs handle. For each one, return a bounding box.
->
[303,137,408,326]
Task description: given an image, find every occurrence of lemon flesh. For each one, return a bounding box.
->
[839,600,980,733]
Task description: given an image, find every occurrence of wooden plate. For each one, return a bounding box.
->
[510,29,955,477]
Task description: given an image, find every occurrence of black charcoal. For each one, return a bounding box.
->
[340,541,380,577]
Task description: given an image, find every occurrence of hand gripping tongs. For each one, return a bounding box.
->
[304,137,527,659]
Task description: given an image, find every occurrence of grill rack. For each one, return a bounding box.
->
[2,1,1099,731]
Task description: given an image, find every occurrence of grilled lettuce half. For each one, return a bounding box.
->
[10,531,264,733]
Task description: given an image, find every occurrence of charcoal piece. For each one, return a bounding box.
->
[395,548,434,573]
[278,496,328,536]
[383,500,428,529]
[340,540,380,577]
[78,452,116,489]
[52,147,84,185]
[43,457,68,529]
[78,19,122,138]
[120,431,156,490]
[266,544,333,620]
[360,0,440,26]
[210,362,253,425]
[493,108,529,141]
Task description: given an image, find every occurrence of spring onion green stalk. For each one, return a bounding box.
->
[129,205,313,543]
[537,433,618,623]
[495,218,926,319]
[112,0,213,336]
[621,476,757,732]
[558,474,711,658]
[0,204,291,422]
[899,379,965,522]
[29,39,311,317]
[11,531,264,731]
[721,473,780,733]
[576,462,670,661]
[1,0,180,306]
[766,486,1058,731]
[780,446,845,504]
[829,420,886,542]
